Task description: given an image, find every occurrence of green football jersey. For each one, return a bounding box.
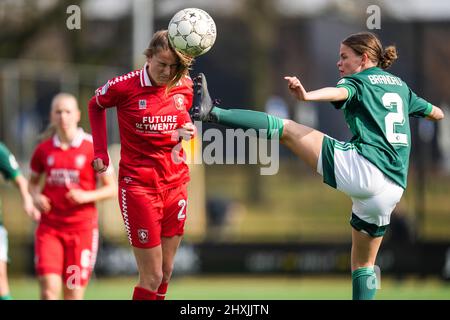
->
[0,142,22,225]
[332,67,432,189]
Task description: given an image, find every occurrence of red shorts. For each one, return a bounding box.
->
[34,224,99,288]
[118,183,188,248]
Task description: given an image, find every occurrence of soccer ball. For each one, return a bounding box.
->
[168,8,216,57]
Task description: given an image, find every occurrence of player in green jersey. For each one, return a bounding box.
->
[0,142,40,299]
[190,32,444,300]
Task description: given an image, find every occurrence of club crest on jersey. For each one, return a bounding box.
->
[123,177,132,184]
[75,155,86,169]
[173,94,185,111]
[47,155,55,167]
[138,99,147,110]
[137,229,149,244]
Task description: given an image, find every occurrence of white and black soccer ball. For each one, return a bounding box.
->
[168,8,216,57]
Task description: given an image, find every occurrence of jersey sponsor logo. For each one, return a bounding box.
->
[173,94,185,111]
[137,115,179,134]
[138,99,147,110]
[75,155,87,169]
[48,168,80,187]
[137,229,149,244]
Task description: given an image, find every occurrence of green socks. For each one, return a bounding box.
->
[211,107,284,139]
[0,294,12,300]
[352,266,377,300]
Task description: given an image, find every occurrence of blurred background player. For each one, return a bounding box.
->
[88,30,196,300]
[0,142,39,300]
[29,93,116,300]
[191,32,444,300]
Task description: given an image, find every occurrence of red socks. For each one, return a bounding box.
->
[132,286,157,300]
[132,283,169,300]
[156,282,169,300]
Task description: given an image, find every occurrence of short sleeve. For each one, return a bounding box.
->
[408,88,433,118]
[94,80,121,109]
[331,77,358,110]
[0,143,21,180]
[30,144,45,176]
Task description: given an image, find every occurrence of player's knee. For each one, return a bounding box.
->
[41,288,59,300]
[139,270,163,290]
[149,272,164,288]
[280,119,293,142]
[161,264,174,283]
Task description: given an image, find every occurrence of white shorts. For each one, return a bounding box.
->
[0,225,8,263]
[318,136,404,236]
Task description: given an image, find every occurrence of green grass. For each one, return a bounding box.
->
[3,161,450,244]
[8,275,450,300]
[203,164,450,241]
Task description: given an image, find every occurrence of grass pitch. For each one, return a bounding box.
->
[8,275,450,300]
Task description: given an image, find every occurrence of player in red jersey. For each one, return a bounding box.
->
[88,30,196,300]
[29,93,116,300]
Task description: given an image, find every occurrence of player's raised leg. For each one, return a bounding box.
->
[191,73,325,171]
[280,120,324,170]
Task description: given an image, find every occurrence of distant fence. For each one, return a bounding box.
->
[91,240,450,280]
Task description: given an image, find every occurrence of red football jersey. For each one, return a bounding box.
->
[30,129,98,230]
[89,63,193,192]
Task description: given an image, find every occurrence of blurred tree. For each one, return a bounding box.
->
[0,0,74,60]
[240,0,279,203]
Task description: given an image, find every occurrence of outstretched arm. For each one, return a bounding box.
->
[284,76,348,102]
[426,105,445,121]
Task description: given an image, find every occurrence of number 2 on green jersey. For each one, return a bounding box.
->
[383,92,408,146]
